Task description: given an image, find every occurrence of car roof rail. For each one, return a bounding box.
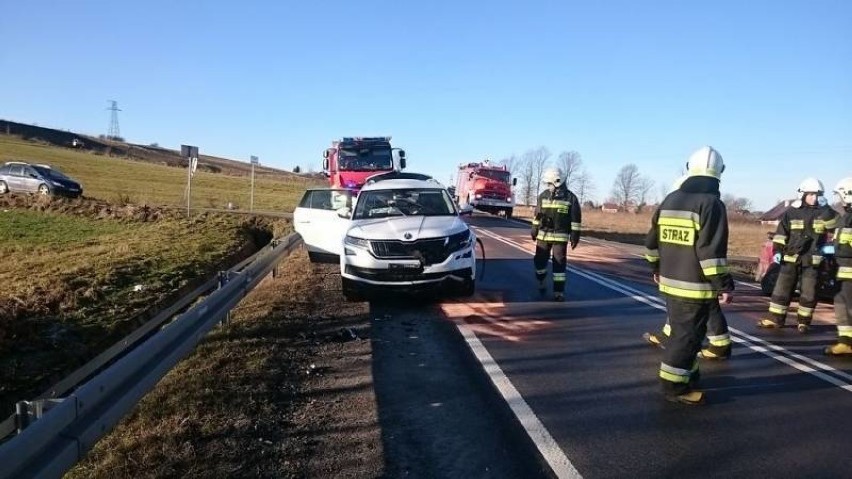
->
[365,171,434,184]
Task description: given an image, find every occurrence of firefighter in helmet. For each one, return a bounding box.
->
[645,146,734,405]
[531,167,581,301]
[644,174,732,360]
[825,177,852,356]
[758,177,839,333]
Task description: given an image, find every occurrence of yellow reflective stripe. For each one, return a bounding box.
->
[824,217,838,229]
[838,326,852,338]
[791,224,805,230]
[646,255,660,263]
[660,362,691,383]
[790,220,805,227]
[645,249,660,263]
[773,235,787,245]
[814,221,826,233]
[659,284,716,299]
[658,217,699,230]
[536,269,547,274]
[553,273,566,281]
[798,306,814,318]
[537,232,569,242]
[660,370,689,383]
[662,323,671,337]
[708,334,731,347]
[532,219,540,226]
[769,302,788,315]
[571,222,581,230]
[838,266,852,279]
[702,266,729,276]
[541,200,571,208]
[838,229,852,244]
[783,255,798,263]
[812,255,823,266]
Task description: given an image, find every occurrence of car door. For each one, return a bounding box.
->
[6,165,24,192]
[21,166,40,193]
[293,189,353,261]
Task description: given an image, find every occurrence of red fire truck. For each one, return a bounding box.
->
[322,137,406,191]
[455,160,516,218]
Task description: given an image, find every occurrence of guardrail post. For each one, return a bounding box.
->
[15,401,30,433]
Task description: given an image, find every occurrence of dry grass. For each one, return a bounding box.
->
[66,252,377,479]
[514,206,770,258]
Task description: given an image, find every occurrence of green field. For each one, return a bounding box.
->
[0,134,313,416]
[0,135,322,211]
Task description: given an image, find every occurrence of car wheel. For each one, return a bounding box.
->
[342,277,366,302]
[456,278,475,297]
[37,184,50,195]
[0,181,7,194]
[760,263,780,296]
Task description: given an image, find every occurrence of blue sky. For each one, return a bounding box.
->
[1,0,849,210]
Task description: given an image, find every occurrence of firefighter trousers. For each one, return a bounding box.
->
[768,263,818,325]
[834,280,852,345]
[534,240,568,293]
[660,298,710,396]
[658,297,731,351]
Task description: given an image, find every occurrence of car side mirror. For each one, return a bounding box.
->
[512,178,517,186]
[322,158,329,171]
[399,157,406,170]
[337,206,352,219]
[30,174,38,179]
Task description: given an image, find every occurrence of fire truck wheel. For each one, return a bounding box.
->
[504,208,513,219]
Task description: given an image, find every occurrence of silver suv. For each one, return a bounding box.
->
[0,161,83,198]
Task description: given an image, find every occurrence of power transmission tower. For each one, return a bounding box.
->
[106,100,121,140]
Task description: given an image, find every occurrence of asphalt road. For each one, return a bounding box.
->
[367,213,852,479]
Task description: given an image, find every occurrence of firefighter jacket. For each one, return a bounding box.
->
[772,202,839,267]
[834,207,852,280]
[531,185,581,244]
[645,176,734,301]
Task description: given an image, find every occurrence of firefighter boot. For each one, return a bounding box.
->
[665,390,705,405]
[796,316,811,334]
[642,332,666,349]
[537,279,547,297]
[553,292,565,302]
[699,344,731,360]
[824,343,852,356]
[757,317,784,329]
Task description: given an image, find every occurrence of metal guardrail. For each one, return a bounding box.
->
[0,233,303,479]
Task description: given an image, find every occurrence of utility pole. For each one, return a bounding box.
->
[250,155,259,212]
[182,145,199,218]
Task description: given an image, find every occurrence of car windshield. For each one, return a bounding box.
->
[475,169,510,182]
[353,188,456,219]
[32,165,70,180]
[338,146,393,171]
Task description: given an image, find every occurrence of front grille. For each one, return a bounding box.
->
[370,238,449,265]
[346,265,472,283]
[482,191,507,200]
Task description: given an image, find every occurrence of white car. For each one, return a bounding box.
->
[294,172,477,301]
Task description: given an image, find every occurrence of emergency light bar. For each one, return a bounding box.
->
[341,136,392,143]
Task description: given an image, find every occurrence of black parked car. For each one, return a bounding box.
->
[0,161,83,198]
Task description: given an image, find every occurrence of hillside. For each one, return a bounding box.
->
[0,119,322,180]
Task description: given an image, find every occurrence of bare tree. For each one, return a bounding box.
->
[635,177,655,212]
[574,169,595,206]
[517,155,536,205]
[659,181,670,203]
[499,154,518,176]
[557,150,583,191]
[521,147,551,202]
[722,194,753,214]
[611,164,642,208]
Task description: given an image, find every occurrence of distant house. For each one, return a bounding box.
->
[759,199,795,226]
[601,203,619,213]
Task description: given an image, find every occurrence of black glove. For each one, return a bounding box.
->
[531,228,538,241]
[570,234,579,250]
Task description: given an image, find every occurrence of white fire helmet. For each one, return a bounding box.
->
[685,146,725,180]
[541,167,564,187]
[796,177,825,197]
[834,177,852,205]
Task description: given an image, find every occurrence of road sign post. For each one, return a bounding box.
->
[250,155,259,212]
[181,145,199,218]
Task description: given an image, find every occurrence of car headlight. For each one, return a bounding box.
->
[52,181,63,187]
[344,235,370,249]
[447,229,473,253]
[475,194,482,199]
[506,197,512,202]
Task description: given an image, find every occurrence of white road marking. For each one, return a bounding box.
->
[473,226,852,391]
